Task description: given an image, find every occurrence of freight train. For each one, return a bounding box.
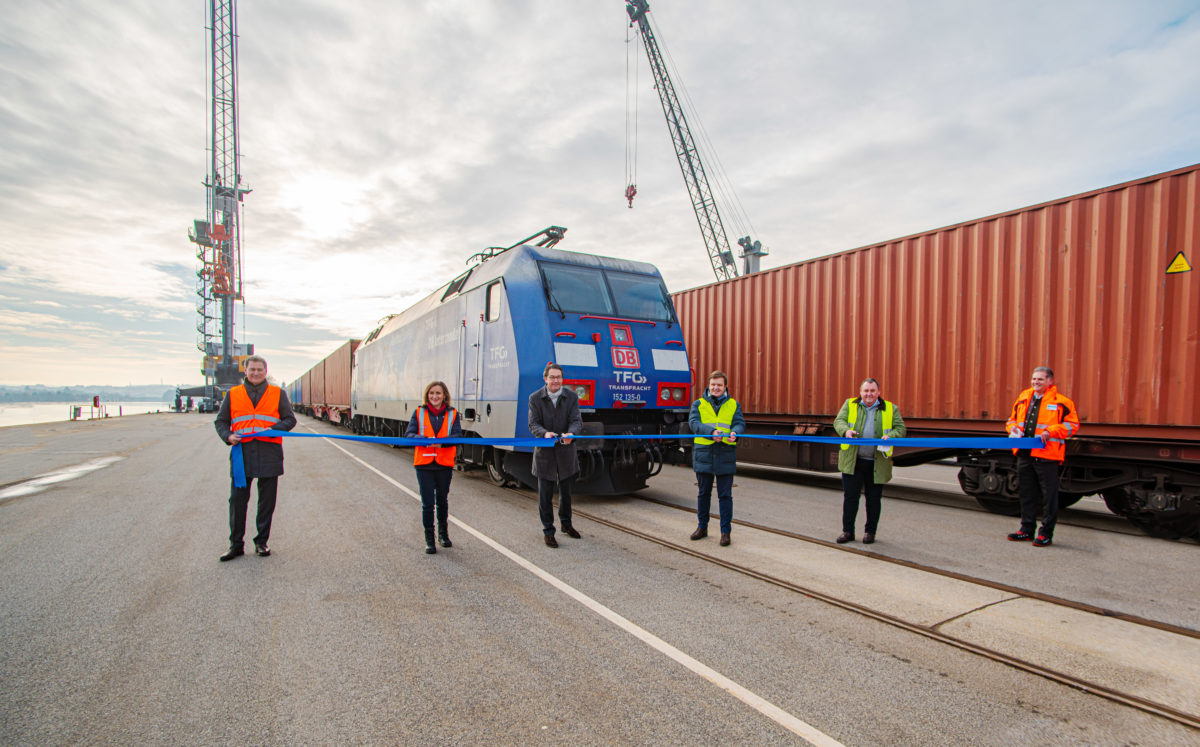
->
[673,163,1200,540]
[289,228,693,494]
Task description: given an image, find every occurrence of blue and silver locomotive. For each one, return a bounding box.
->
[351,228,693,493]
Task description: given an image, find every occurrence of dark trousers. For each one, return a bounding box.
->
[416,468,452,530]
[1017,455,1062,536]
[229,476,278,547]
[842,458,883,535]
[538,477,575,535]
[696,472,734,534]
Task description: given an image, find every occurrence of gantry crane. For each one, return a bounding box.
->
[625,0,766,281]
[187,0,253,406]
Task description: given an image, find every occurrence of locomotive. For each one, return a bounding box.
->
[348,227,693,494]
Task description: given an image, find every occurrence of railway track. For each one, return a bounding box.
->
[472,471,1200,731]
[732,462,1143,537]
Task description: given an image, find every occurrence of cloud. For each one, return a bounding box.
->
[1,0,1198,385]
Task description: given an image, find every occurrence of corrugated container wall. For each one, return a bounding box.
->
[673,164,1200,436]
[324,339,360,408]
[310,360,326,407]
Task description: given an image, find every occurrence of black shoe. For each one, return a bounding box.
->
[438,525,452,548]
[425,528,437,554]
[836,532,854,544]
[254,543,270,557]
[544,533,558,548]
[563,525,581,539]
[219,546,244,562]
[1032,533,1053,547]
[1007,530,1033,542]
[719,533,731,546]
[862,533,875,545]
[690,527,707,540]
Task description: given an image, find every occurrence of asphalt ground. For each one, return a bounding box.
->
[0,414,1196,745]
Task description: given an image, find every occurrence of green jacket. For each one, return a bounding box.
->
[833,397,906,482]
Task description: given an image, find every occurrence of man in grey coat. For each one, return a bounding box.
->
[688,370,745,546]
[527,362,583,547]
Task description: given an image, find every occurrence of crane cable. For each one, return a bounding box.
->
[624,20,639,208]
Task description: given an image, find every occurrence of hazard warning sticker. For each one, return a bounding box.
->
[1166,251,1192,274]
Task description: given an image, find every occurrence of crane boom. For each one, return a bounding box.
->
[626,0,741,281]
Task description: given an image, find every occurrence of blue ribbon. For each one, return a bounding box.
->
[230,430,1042,487]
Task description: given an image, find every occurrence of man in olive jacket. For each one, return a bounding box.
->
[527,363,583,547]
[833,377,906,545]
[688,370,745,546]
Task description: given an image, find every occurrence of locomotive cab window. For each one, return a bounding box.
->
[607,271,675,323]
[485,281,503,322]
[539,263,614,316]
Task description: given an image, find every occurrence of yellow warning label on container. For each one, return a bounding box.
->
[1166,251,1192,274]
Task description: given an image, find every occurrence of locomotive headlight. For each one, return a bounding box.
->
[673,387,685,401]
[661,389,672,401]
[575,385,588,399]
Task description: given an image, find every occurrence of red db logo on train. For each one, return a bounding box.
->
[611,347,640,368]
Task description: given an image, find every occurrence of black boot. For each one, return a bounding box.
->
[438,524,452,548]
[424,528,437,554]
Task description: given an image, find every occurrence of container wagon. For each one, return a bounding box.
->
[673,163,1200,539]
[299,339,360,425]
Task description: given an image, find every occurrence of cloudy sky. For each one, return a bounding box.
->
[2,0,1198,388]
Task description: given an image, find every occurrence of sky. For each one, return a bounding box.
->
[2,0,1198,388]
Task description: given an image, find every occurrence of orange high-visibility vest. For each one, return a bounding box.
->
[1005,385,1080,462]
[414,406,458,467]
[229,385,283,444]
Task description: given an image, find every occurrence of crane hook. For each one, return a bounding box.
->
[625,183,637,208]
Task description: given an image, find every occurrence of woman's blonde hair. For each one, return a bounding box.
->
[423,381,451,407]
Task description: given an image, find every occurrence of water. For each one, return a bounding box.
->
[0,402,175,428]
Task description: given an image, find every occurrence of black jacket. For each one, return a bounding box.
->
[214,380,297,479]
[527,386,583,481]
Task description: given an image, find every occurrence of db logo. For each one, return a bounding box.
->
[611,347,640,368]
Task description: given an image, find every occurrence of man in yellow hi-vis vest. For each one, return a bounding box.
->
[833,377,906,545]
[687,370,745,546]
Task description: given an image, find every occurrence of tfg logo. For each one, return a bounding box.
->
[611,347,640,368]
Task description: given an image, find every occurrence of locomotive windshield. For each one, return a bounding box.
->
[539,262,674,322]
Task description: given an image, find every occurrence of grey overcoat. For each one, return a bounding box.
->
[527,386,583,481]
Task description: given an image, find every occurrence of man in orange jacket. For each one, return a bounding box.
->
[214,355,297,561]
[1004,366,1080,547]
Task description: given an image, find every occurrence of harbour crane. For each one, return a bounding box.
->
[187,0,253,408]
[625,0,767,281]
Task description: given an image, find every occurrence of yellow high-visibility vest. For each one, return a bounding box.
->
[695,397,738,446]
[840,398,893,457]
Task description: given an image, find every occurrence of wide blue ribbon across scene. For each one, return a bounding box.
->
[230,431,1043,488]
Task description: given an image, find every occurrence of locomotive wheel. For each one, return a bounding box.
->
[486,461,506,486]
[486,451,509,486]
[970,494,1021,516]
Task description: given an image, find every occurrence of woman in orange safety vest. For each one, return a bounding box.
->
[404,381,463,554]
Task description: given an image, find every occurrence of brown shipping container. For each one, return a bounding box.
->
[322,339,361,408]
[673,163,1200,440]
[310,360,326,408]
[300,370,312,410]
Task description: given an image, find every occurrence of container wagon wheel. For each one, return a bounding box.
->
[1056,492,1085,509]
[970,494,1022,516]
